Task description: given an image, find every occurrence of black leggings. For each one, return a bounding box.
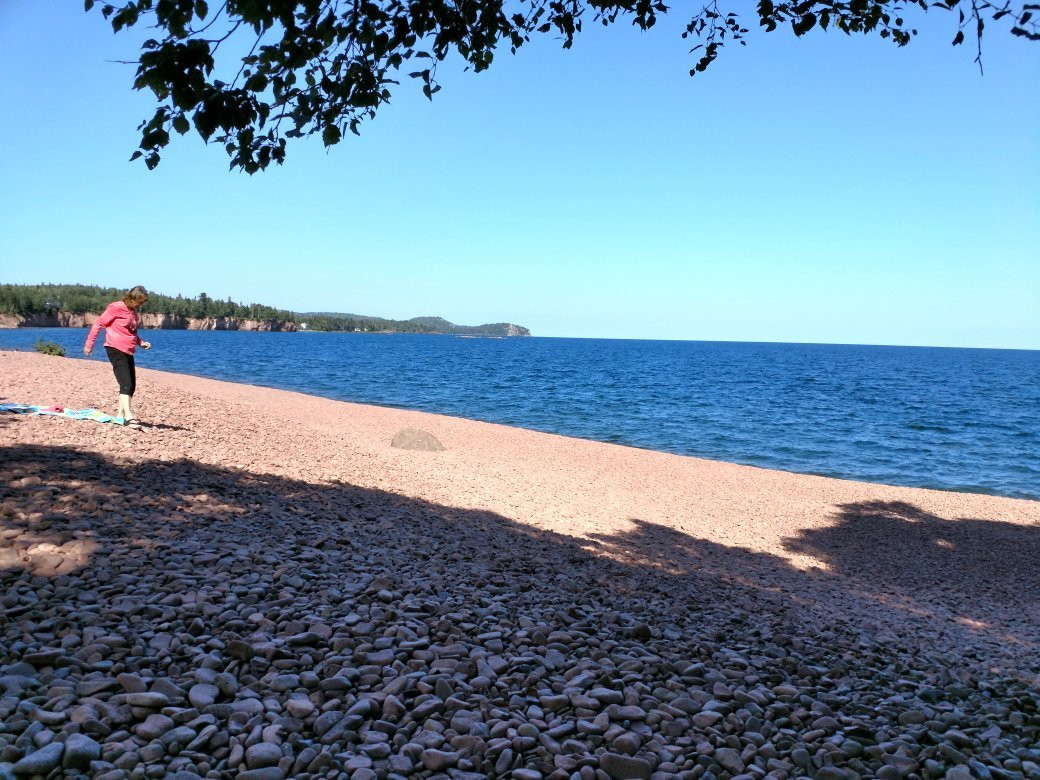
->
[105,346,136,396]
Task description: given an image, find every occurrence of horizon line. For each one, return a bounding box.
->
[534,335,1040,352]
[2,325,1036,353]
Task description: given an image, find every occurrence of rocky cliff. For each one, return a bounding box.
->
[0,312,297,331]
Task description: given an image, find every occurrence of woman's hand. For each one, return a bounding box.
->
[140,341,151,350]
[83,347,92,356]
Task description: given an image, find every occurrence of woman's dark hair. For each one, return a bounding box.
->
[123,285,149,310]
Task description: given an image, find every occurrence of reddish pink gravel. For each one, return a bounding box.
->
[2,349,1039,675]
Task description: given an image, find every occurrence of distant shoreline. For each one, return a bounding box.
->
[0,314,528,337]
[0,311,296,332]
[0,284,531,336]
[4,324,508,336]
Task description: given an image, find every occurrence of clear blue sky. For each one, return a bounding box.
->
[1,2,1037,347]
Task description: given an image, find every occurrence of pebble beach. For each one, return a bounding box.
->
[1,349,1038,779]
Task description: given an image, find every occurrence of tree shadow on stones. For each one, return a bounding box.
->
[785,499,1040,656]
[1,445,1038,779]
[582,502,1039,670]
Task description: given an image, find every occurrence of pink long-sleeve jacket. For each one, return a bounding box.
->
[85,301,142,355]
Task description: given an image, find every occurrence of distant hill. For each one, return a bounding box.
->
[301,312,530,337]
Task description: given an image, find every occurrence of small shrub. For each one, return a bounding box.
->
[35,338,65,357]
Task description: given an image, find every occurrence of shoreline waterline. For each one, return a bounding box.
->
[49,357,1040,504]
[3,349,1037,515]
[1,332,1038,501]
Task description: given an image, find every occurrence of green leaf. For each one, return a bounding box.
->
[172,114,190,134]
[196,0,208,19]
[84,0,96,10]
[245,74,268,91]
[794,12,816,34]
[322,125,341,146]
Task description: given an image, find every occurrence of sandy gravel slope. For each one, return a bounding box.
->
[2,349,1038,780]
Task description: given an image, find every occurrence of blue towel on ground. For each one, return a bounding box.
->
[0,403,119,425]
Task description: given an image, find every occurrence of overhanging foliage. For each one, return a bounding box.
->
[87,0,1038,172]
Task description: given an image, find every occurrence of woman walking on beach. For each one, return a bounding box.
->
[84,285,152,427]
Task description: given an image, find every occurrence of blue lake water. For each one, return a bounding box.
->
[3,329,1038,500]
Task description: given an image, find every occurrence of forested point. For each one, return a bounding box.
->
[0,284,528,335]
[0,284,294,323]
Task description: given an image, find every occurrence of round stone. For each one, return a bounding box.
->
[600,753,652,780]
[12,743,65,776]
[245,743,283,770]
[188,683,219,709]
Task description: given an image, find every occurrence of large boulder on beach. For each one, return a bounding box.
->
[391,428,445,451]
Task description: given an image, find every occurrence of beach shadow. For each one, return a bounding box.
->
[784,499,1040,643]
[578,506,1039,663]
[134,420,189,431]
[4,444,1037,662]
[2,443,1038,778]
[787,500,1040,594]
[0,412,188,432]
